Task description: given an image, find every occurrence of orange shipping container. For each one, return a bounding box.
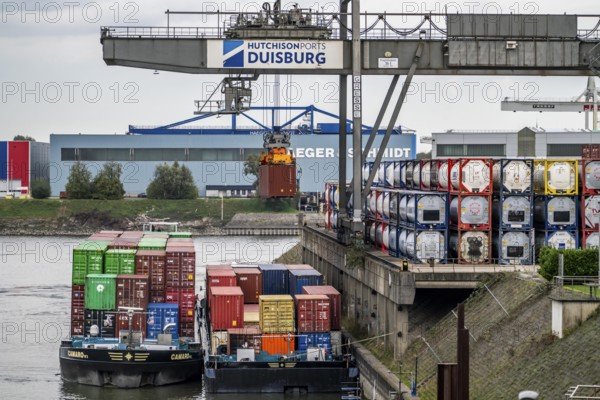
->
[261,334,295,355]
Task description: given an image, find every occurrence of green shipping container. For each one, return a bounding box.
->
[169,232,193,238]
[72,241,110,285]
[104,249,137,274]
[137,238,167,250]
[85,274,117,310]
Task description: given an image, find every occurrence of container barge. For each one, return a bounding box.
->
[200,263,359,393]
[59,229,203,388]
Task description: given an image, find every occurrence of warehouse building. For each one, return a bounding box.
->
[1,140,50,197]
[431,127,598,158]
[50,128,416,196]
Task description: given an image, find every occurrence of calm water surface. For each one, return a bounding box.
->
[0,236,345,400]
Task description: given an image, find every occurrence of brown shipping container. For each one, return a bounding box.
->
[166,246,196,288]
[210,286,244,331]
[179,321,195,338]
[244,304,260,325]
[302,285,342,330]
[71,285,85,322]
[150,291,165,303]
[262,334,295,355]
[116,275,149,309]
[71,321,84,336]
[135,250,166,290]
[234,268,262,304]
[108,239,139,249]
[295,294,331,333]
[179,288,195,323]
[227,325,262,354]
[116,312,147,335]
[285,264,315,271]
[120,231,144,238]
[258,164,297,198]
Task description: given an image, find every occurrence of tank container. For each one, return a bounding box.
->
[405,192,448,229]
[449,195,491,229]
[533,160,578,195]
[404,229,447,263]
[582,160,600,195]
[449,158,492,194]
[449,230,491,264]
[492,195,533,229]
[534,195,577,230]
[492,159,533,194]
[493,230,534,265]
[583,195,600,229]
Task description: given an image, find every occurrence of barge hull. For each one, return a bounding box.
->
[59,347,202,388]
[204,363,359,393]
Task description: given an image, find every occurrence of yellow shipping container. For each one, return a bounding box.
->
[259,295,295,334]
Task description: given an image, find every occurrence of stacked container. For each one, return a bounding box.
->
[581,148,600,248]
[444,159,493,264]
[492,159,535,265]
[533,160,579,254]
[165,237,196,337]
[69,231,197,341]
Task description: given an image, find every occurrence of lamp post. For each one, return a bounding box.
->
[296,167,303,211]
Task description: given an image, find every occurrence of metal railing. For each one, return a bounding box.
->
[565,385,600,399]
[101,12,600,41]
[554,276,600,299]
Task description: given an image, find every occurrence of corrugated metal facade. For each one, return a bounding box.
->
[49,133,416,196]
[432,128,599,159]
[0,141,49,195]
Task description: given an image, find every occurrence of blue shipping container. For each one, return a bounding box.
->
[146,303,179,339]
[297,332,331,355]
[0,141,7,180]
[288,269,323,295]
[259,264,289,295]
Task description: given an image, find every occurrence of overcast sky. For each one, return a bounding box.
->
[1,0,599,151]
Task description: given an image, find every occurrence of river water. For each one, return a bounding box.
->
[0,236,341,400]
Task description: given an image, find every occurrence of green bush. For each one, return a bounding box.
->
[538,246,599,281]
[31,178,50,199]
[147,162,198,200]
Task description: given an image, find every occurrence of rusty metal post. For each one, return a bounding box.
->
[456,303,469,400]
[437,363,457,400]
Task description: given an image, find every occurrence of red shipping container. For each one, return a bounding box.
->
[207,264,233,270]
[234,268,262,304]
[285,264,314,271]
[120,231,144,238]
[116,312,147,335]
[295,294,331,333]
[258,164,297,199]
[165,288,195,322]
[71,285,85,322]
[135,250,166,290]
[179,288,195,323]
[302,285,342,330]
[166,246,196,288]
[210,286,244,331]
[116,275,149,309]
[71,321,84,336]
[206,269,237,296]
[583,144,591,159]
[262,334,295,355]
[150,291,165,303]
[179,321,195,338]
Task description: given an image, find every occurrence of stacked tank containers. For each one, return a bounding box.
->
[69,230,196,340]
[491,160,535,265]
[444,159,493,264]
[581,145,600,248]
[324,181,352,232]
[533,160,579,255]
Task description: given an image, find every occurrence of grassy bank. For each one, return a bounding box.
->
[0,198,297,225]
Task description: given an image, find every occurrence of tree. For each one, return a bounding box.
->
[92,162,125,200]
[13,135,36,141]
[243,153,261,188]
[147,162,198,199]
[65,162,93,199]
[416,151,432,160]
[31,178,50,199]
